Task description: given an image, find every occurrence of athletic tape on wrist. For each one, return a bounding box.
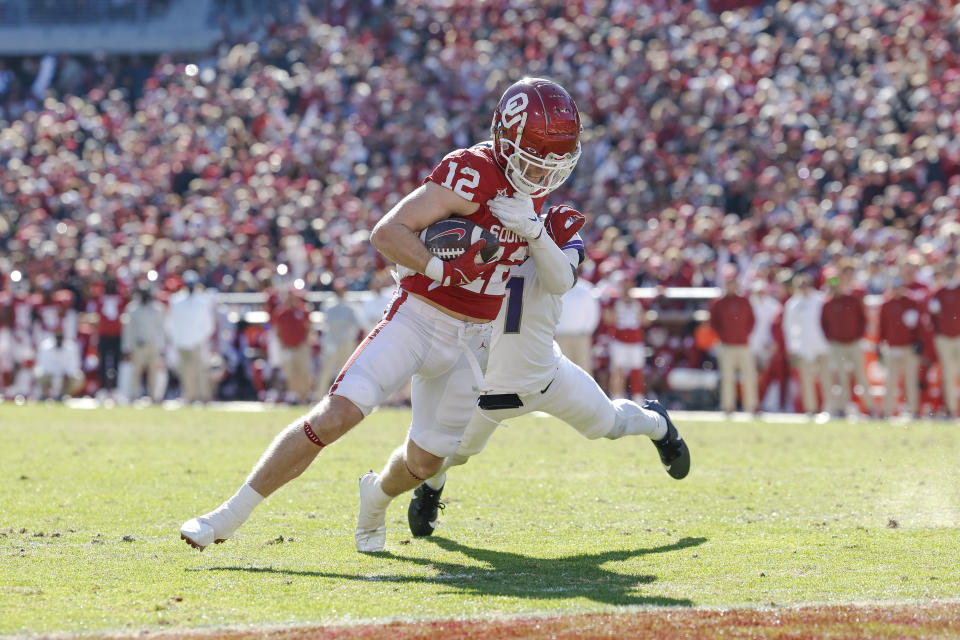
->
[424,256,445,283]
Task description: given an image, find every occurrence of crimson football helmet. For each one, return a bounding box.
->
[491,77,582,198]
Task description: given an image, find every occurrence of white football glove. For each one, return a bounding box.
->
[488,195,544,239]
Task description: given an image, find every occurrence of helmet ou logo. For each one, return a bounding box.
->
[501,92,529,130]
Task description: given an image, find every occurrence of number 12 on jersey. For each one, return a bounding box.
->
[503,276,525,333]
[440,161,480,200]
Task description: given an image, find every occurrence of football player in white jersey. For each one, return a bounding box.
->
[407,202,691,537]
[180,78,584,554]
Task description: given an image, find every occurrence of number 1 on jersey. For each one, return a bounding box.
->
[504,276,525,333]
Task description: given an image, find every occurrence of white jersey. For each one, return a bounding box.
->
[483,234,583,395]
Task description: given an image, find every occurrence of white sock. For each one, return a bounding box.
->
[222,483,264,523]
[605,399,668,441]
[425,472,446,491]
[642,409,669,441]
[366,475,393,509]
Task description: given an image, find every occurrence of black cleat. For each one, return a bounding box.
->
[643,399,691,479]
[407,482,445,537]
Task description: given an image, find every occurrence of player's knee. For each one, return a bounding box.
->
[406,455,443,481]
[304,394,363,445]
[405,445,445,480]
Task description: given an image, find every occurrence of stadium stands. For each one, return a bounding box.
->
[1,0,957,414]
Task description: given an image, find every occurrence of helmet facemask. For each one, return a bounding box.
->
[497,134,581,198]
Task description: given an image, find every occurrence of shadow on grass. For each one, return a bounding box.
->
[199,536,705,606]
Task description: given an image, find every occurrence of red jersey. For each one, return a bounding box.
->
[878,295,922,347]
[929,286,960,337]
[271,302,311,347]
[709,294,755,345]
[400,143,538,321]
[611,296,645,343]
[91,294,127,337]
[820,293,866,343]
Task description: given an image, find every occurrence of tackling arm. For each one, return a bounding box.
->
[488,197,582,295]
[526,234,578,295]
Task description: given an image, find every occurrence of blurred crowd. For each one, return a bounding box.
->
[553,253,960,420]
[1,0,959,413]
[701,257,960,419]
[0,269,375,404]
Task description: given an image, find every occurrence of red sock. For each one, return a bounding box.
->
[629,369,645,396]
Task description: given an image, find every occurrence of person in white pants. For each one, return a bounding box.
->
[179,77,587,554]
[407,205,691,538]
[34,332,85,399]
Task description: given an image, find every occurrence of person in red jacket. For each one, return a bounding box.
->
[269,286,315,405]
[88,277,127,395]
[820,265,869,416]
[928,259,960,417]
[878,276,923,418]
[709,272,757,414]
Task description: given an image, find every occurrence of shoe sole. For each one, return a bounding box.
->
[409,523,436,537]
[355,525,387,553]
[180,533,226,551]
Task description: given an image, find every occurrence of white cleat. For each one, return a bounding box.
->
[180,518,217,550]
[179,508,241,551]
[355,471,388,553]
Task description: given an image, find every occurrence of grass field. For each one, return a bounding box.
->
[1,403,959,638]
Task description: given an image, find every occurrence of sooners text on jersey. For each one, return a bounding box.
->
[401,143,546,321]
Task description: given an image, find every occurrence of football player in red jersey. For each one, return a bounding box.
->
[181,77,583,553]
[9,280,37,397]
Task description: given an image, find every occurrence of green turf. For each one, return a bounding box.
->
[1,404,958,637]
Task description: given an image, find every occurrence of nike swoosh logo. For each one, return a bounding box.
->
[434,229,466,241]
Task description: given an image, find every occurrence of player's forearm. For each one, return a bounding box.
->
[370,221,433,273]
[526,235,576,294]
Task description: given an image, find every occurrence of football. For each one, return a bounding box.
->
[421,217,500,262]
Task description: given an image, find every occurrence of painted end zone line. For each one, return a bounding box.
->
[96,601,960,640]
